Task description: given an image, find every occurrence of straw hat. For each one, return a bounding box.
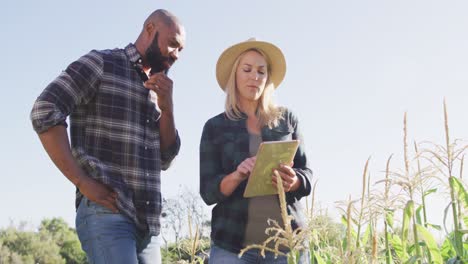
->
[215,38,286,91]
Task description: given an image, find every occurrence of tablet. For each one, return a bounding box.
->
[243,140,300,198]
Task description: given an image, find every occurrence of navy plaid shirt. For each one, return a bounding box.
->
[30,44,180,235]
[199,109,312,253]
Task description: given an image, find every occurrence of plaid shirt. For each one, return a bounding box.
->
[199,109,312,253]
[30,44,180,235]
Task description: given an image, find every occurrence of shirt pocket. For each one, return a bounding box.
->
[269,126,293,141]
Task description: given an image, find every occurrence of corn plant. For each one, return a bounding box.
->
[239,170,309,264]
[335,158,374,264]
[419,100,468,262]
[305,180,345,263]
[383,155,395,264]
[175,214,208,264]
[385,113,424,263]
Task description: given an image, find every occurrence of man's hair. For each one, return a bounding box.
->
[224,48,284,128]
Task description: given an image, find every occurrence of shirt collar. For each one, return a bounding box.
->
[124,43,143,64]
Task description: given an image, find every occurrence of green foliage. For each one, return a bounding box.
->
[161,237,210,264]
[441,235,457,262]
[401,200,413,260]
[416,224,443,263]
[0,226,64,263]
[0,218,86,264]
[161,246,180,263]
[39,218,87,264]
[0,241,24,264]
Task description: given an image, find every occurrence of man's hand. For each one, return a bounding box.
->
[38,126,119,213]
[144,72,174,113]
[78,177,119,213]
[272,163,300,192]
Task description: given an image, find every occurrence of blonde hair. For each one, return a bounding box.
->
[224,48,283,128]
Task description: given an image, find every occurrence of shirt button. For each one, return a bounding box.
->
[146,173,149,176]
[145,146,148,150]
[146,119,150,123]
[146,201,150,205]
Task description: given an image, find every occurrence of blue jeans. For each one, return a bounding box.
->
[209,242,310,264]
[75,197,161,264]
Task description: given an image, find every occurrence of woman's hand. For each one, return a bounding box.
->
[235,156,257,181]
[220,157,257,197]
[272,162,300,192]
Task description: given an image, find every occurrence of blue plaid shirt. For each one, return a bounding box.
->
[30,44,180,235]
[199,109,312,253]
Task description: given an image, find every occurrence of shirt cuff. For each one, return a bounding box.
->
[160,130,181,170]
[30,101,68,134]
[286,169,308,202]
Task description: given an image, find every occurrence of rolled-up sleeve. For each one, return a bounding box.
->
[286,111,313,203]
[199,120,229,205]
[160,130,181,170]
[30,51,103,134]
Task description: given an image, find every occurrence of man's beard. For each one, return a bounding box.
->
[144,32,174,74]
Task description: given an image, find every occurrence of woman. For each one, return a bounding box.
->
[200,38,312,263]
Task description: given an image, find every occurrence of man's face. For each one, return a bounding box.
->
[145,32,172,73]
[144,23,185,74]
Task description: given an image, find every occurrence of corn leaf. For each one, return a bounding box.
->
[390,235,406,261]
[427,223,442,231]
[450,177,468,208]
[361,224,371,248]
[416,205,423,225]
[416,224,443,264]
[404,256,419,264]
[440,237,456,261]
[312,251,326,264]
[402,201,414,249]
[385,210,394,229]
[423,188,438,197]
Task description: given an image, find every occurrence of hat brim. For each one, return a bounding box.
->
[216,40,286,91]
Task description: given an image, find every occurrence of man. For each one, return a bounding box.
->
[30,9,185,263]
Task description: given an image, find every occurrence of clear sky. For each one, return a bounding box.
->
[1,0,467,233]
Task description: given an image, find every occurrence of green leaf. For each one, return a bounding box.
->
[450,177,468,208]
[313,251,326,264]
[404,255,419,264]
[423,188,437,197]
[416,205,423,225]
[389,235,406,260]
[440,236,456,260]
[426,223,442,231]
[416,224,443,264]
[402,201,414,247]
[385,210,394,229]
[361,224,371,247]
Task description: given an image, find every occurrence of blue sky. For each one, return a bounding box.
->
[2,0,467,233]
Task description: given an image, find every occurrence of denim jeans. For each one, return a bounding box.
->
[209,242,310,264]
[75,197,161,264]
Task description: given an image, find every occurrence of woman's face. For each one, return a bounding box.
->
[235,50,268,102]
